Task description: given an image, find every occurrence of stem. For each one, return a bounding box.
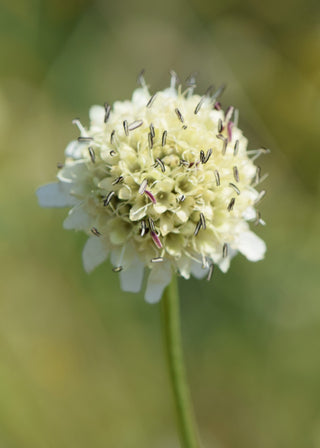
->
[161,277,201,448]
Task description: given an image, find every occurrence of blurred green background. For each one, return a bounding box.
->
[1,0,320,447]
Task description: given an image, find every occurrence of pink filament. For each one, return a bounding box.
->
[145,190,156,204]
[151,231,162,249]
[227,121,233,142]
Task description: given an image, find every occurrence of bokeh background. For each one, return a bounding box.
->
[1,0,320,447]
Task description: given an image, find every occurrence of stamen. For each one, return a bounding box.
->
[255,212,266,226]
[110,150,116,156]
[72,118,86,134]
[123,120,129,136]
[222,138,228,155]
[145,190,156,204]
[177,194,185,202]
[104,103,111,123]
[254,211,261,226]
[225,106,234,123]
[154,158,165,173]
[202,255,209,269]
[128,120,143,131]
[88,147,95,163]
[203,148,213,163]
[227,197,236,211]
[207,263,214,281]
[57,162,64,169]
[140,220,146,237]
[200,212,206,229]
[194,220,202,236]
[185,73,197,88]
[137,69,146,87]
[139,179,148,194]
[254,190,266,204]
[170,70,179,89]
[148,217,155,232]
[103,191,115,206]
[91,227,101,237]
[214,169,220,186]
[110,130,116,144]
[112,176,124,185]
[151,231,162,249]
[180,159,190,167]
[218,118,223,133]
[233,140,239,156]
[254,166,261,185]
[151,257,164,263]
[112,266,123,272]
[214,101,221,110]
[233,166,240,182]
[229,182,240,195]
[146,93,157,108]
[250,147,271,162]
[222,242,228,258]
[194,96,206,114]
[175,108,184,123]
[200,150,205,163]
[162,130,167,146]
[149,123,155,138]
[233,109,239,127]
[78,136,93,142]
[148,132,153,149]
[212,84,226,100]
[227,121,233,142]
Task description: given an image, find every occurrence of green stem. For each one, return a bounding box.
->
[161,277,201,448]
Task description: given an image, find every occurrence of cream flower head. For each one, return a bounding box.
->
[37,73,267,303]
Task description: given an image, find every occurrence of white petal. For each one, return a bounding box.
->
[65,140,85,159]
[63,206,92,230]
[191,261,208,279]
[217,247,238,273]
[217,256,231,273]
[89,105,105,124]
[145,262,172,304]
[131,87,150,107]
[236,231,266,261]
[57,160,87,183]
[161,88,177,99]
[82,236,108,273]
[110,248,122,267]
[120,259,144,293]
[36,183,78,208]
[242,206,256,221]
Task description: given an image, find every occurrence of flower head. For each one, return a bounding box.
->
[37,73,267,303]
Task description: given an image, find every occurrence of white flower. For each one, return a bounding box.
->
[37,73,267,303]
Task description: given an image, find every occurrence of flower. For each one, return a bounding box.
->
[36,73,267,303]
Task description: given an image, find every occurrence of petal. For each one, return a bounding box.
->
[89,105,105,124]
[65,140,85,159]
[131,87,150,107]
[217,256,231,273]
[82,236,108,273]
[120,259,144,293]
[176,255,191,279]
[63,206,92,230]
[191,261,208,279]
[217,247,238,273]
[36,183,78,208]
[236,231,266,261]
[242,206,256,221]
[145,262,172,304]
[161,88,177,99]
[57,160,87,183]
